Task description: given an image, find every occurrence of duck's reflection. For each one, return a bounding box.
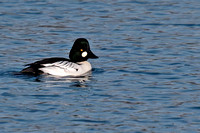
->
[36,71,92,87]
[15,70,93,88]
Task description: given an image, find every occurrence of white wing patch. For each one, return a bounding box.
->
[39,61,81,76]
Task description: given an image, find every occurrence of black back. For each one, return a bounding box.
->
[21,57,69,75]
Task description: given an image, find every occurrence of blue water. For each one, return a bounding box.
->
[1,0,200,132]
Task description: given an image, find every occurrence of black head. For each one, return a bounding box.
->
[69,38,98,62]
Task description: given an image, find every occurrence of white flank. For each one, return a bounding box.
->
[39,61,92,77]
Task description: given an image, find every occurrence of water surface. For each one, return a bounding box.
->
[1,0,200,132]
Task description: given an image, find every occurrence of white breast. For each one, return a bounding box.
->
[39,61,92,76]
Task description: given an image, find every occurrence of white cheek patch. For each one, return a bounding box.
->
[82,51,87,57]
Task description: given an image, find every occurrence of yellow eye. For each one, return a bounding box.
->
[80,49,83,51]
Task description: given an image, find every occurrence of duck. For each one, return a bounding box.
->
[21,38,98,76]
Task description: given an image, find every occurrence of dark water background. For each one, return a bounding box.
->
[1,0,200,132]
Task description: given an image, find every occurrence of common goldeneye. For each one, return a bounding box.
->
[21,38,98,76]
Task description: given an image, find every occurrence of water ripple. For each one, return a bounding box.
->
[72,119,109,124]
